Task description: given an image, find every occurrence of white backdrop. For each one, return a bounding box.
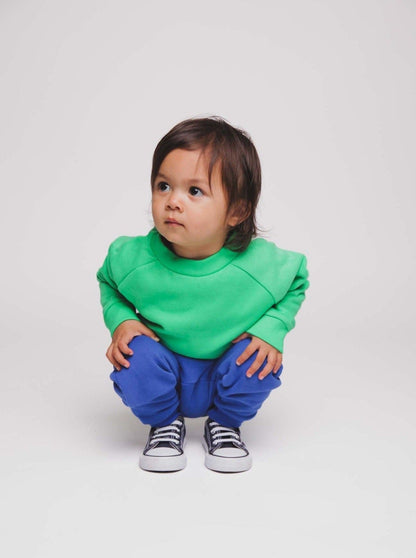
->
[1,1,415,556]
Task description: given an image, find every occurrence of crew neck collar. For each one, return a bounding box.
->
[147,227,238,276]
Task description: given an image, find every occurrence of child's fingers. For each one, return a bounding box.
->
[108,347,122,371]
[107,353,121,371]
[245,351,267,378]
[235,343,255,366]
[232,332,249,343]
[137,323,160,341]
[273,355,283,373]
[120,341,134,356]
[106,346,119,371]
[113,346,131,369]
[258,360,277,380]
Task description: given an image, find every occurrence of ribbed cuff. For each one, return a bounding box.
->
[246,315,288,353]
[104,303,140,336]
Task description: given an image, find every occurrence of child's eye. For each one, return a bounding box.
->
[190,186,203,197]
[156,181,170,192]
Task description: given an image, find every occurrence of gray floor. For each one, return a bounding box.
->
[2,328,414,557]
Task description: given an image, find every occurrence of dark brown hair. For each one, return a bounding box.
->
[150,115,264,252]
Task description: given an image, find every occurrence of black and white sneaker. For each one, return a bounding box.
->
[140,415,186,472]
[202,417,252,472]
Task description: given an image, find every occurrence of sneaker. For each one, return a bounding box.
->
[139,415,186,472]
[202,417,252,472]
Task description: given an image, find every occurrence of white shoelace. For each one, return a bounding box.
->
[208,421,244,446]
[150,419,182,445]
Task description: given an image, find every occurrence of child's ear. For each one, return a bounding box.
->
[227,201,251,227]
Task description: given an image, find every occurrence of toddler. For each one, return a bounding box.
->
[96,115,309,473]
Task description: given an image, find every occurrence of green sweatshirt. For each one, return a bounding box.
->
[96,227,309,359]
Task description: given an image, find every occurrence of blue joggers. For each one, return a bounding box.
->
[109,335,283,428]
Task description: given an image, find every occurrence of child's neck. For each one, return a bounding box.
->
[160,235,223,260]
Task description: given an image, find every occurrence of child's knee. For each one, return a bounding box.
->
[109,338,179,409]
[124,334,168,367]
[216,338,282,389]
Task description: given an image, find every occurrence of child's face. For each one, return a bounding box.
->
[152,148,240,259]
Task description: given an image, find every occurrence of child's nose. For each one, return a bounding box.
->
[166,193,183,210]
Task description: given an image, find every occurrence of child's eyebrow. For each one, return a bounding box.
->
[156,171,209,186]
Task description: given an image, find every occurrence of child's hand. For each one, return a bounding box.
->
[106,320,160,371]
[231,333,282,380]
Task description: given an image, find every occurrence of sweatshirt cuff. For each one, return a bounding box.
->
[246,315,289,353]
[104,303,141,337]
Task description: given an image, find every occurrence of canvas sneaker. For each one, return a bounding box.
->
[140,415,186,472]
[202,417,252,472]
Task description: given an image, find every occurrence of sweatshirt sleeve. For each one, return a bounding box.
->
[96,239,141,337]
[246,253,309,353]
